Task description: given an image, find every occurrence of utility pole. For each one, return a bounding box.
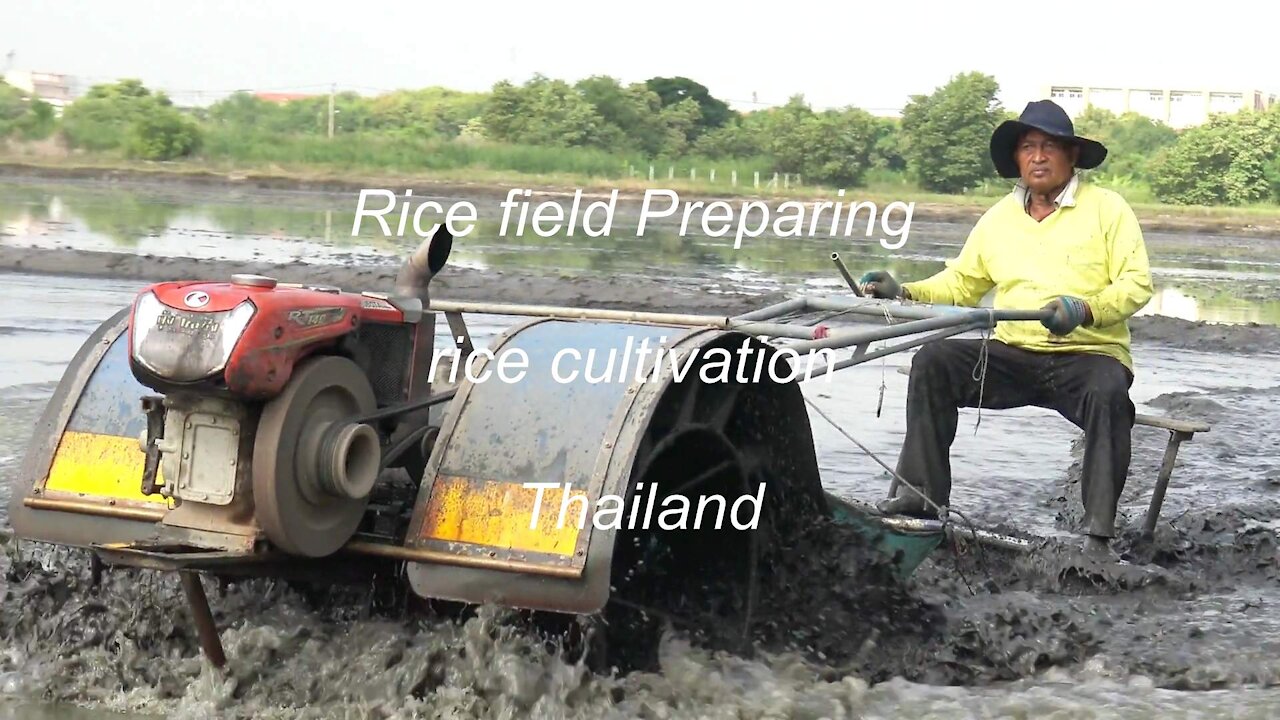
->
[328,83,335,139]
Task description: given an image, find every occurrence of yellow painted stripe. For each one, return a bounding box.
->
[419,476,585,557]
[44,431,168,506]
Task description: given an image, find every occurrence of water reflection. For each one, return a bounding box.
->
[1136,286,1280,325]
[0,182,964,278]
[2,181,1278,326]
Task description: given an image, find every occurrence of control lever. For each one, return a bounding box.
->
[830,252,865,296]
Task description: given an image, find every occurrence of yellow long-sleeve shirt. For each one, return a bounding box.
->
[901,180,1154,371]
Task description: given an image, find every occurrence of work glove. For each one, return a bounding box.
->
[1041,296,1092,336]
[858,271,901,299]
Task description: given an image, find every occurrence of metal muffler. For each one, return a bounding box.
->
[395,225,453,302]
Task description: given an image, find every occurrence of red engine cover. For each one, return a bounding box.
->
[133,279,410,398]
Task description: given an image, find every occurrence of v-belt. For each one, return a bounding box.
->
[325,386,459,473]
[345,386,459,426]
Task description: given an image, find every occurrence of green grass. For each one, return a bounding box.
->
[196,130,779,189]
[199,130,643,176]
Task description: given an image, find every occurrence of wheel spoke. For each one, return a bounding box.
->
[676,380,700,427]
[708,383,743,432]
[664,457,735,498]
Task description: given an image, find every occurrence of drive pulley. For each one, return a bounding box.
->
[252,355,382,557]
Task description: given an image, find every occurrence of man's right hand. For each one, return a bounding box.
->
[859,271,902,299]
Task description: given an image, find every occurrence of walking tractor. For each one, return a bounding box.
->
[10,231,1195,667]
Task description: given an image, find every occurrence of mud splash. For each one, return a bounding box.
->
[603,512,947,681]
[0,546,601,719]
[6,492,1277,719]
[0,523,931,719]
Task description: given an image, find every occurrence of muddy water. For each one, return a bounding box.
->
[2,179,1280,717]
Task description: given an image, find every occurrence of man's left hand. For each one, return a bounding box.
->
[1041,296,1093,335]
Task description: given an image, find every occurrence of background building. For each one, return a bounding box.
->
[252,91,318,104]
[1044,84,1278,128]
[2,69,81,115]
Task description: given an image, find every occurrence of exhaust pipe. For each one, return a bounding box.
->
[396,224,453,403]
[395,224,453,303]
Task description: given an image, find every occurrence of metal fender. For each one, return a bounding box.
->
[403,319,828,614]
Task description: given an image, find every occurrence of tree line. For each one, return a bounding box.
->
[2,72,1278,206]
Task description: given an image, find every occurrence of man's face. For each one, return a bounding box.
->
[1015,129,1079,193]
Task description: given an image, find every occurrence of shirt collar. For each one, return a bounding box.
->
[1015,171,1080,213]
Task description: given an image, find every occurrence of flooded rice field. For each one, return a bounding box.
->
[3,178,1280,324]
[2,178,1280,718]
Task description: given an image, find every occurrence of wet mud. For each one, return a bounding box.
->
[0,514,966,718]
[1129,316,1280,355]
[0,246,784,318]
[2,479,1278,717]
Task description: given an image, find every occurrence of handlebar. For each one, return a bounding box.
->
[824,255,1055,325]
[799,295,1054,324]
[984,308,1056,322]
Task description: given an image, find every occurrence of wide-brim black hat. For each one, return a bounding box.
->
[990,99,1108,179]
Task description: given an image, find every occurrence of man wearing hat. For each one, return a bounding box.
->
[861,99,1153,559]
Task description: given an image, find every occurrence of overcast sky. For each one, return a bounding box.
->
[7,1,1277,112]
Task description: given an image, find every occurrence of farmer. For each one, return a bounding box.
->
[861,99,1153,560]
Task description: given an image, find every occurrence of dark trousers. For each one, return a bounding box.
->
[892,339,1135,537]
